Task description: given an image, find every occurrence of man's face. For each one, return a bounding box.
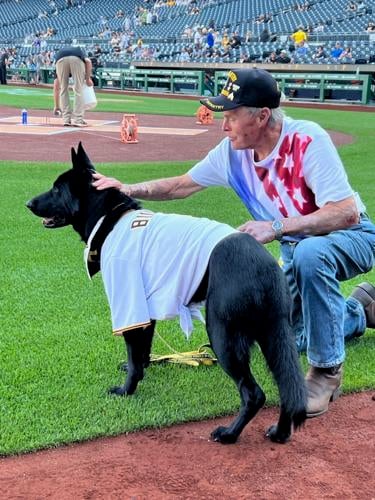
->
[221,106,264,150]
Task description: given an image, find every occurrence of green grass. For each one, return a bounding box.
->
[0,85,199,116]
[0,89,374,455]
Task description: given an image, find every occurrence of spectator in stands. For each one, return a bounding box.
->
[137,36,144,49]
[26,56,36,80]
[264,51,277,63]
[111,32,121,50]
[306,25,314,36]
[54,46,93,127]
[194,27,204,48]
[259,28,270,42]
[230,31,242,49]
[123,15,132,32]
[93,68,375,420]
[93,45,102,57]
[339,46,353,62]
[208,19,215,30]
[263,12,273,23]
[32,33,42,51]
[0,48,9,85]
[366,21,375,32]
[290,26,307,48]
[312,45,327,60]
[34,51,47,84]
[314,21,325,33]
[221,45,232,59]
[295,41,309,58]
[146,9,153,24]
[330,41,344,60]
[221,30,230,49]
[182,26,193,39]
[240,51,251,63]
[276,49,291,63]
[346,1,357,12]
[245,31,252,43]
[206,28,215,51]
[178,47,191,62]
[87,51,100,85]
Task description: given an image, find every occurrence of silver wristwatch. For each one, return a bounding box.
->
[271,220,284,241]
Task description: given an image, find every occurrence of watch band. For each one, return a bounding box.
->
[271,220,284,241]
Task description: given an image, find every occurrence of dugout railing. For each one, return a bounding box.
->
[96,68,205,95]
[214,71,372,105]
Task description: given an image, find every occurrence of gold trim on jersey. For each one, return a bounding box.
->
[113,320,152,335]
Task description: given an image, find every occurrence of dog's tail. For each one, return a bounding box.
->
[261,317,307,430]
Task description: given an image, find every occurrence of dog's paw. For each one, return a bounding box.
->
[211,426,238,444]
[265,424,291,444]
[108,385,127,396]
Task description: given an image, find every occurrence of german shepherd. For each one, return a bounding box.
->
[27,142,306,444]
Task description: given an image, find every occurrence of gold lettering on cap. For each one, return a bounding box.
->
[204,99,224,110]
[221,81,240,101]
[228,71,238,81]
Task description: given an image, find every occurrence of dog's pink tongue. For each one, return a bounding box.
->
[42,218,53,227]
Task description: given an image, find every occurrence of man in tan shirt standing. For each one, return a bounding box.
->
[55,46,93,127]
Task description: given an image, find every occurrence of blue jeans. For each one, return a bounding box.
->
[280,215,375,368]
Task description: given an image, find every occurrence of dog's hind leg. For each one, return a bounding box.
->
[207,321,266,444]
[109,321,155,396]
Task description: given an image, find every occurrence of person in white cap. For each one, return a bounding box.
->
[93,68,375,418]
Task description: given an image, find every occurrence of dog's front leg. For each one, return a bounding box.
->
[109,323,155,396]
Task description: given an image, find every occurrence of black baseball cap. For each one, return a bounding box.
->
[200,68,281,111]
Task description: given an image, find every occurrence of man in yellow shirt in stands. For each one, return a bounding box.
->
[291,26,307,46]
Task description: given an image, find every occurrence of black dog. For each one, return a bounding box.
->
[27,143,306,444]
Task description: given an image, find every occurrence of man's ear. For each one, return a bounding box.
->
[259,107,272,125]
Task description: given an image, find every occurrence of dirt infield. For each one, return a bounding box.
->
[0,106,354,163]
[2,104,374,499]
[1,392,374,499]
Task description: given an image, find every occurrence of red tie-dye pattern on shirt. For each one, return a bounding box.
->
[255,133,318,217]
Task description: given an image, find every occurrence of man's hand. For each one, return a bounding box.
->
[237,220,276,244]
[86,77,94,87]
[92,172,125,191]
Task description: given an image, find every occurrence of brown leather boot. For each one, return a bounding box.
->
[350,282,375,328]
[305,364,343,418]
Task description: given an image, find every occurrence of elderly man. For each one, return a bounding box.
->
[93,68,375,418]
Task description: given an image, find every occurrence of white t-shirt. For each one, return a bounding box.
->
[189,117,365,238]
[85,210,236,337]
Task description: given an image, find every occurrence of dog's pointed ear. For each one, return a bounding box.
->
[74,142,96,173]
[71,146,77,166]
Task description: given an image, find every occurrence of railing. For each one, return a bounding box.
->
[214,71,372,104]
[96,68,205,95]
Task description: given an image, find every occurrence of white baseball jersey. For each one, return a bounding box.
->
[85,210,236,337]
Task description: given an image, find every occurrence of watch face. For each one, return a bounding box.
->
[272,220,283,231]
